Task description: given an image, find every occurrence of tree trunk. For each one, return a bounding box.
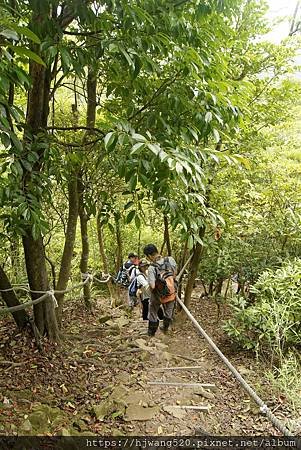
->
[45,254,56,290]
[223,277,231,300]
[78,173,91,310]
[86,68,97,129]
[183,227,205,308]
[96,212,109,273]
[21,54,60,339]
[214,278,224,297]
[0,265,28,329]
[137,228,141,257]
[177,239,189,300]
[160,240,165,255]
[75,67,98,311]
[56,175,79,321]
[96,211,118,301]
[115,214,123,272]
[163,215,172,255]
[20,5,78,340]
[22,235,59,340]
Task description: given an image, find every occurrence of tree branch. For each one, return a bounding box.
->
[46,126,105,135]
[128,71,181,121]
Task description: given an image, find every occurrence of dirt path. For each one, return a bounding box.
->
[0,291,299,436]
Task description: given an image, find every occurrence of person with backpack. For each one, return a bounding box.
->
[143,244,177,336]
[127,254,143,309]
[116,253,139,287]
[135,259,151,320]
[128,258,165,320]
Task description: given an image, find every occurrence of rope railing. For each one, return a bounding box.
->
[176,295,293,437]
[0,272,112,315]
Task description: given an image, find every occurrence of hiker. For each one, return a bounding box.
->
[130,259,165,321]
[135,259,151,320]
[143,244,177,336]
[115,252,139,287]
[127,253,142,308]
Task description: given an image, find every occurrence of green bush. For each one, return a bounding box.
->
[266,352,301,411]
[223,259,301,364]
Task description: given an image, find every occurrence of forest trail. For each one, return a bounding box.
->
[0,291,299,436]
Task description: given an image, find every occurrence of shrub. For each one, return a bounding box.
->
[223,259,301,364]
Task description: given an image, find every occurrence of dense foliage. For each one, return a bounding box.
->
[224,259,301,363]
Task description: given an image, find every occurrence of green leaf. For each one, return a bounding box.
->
[132,133,147,142]
[175,162,183,174]
[135,214,141,229]
[14,160,23,176]
[126,210,135,223]
[147,143,160,155]
[205,111,212,123]
[124,201,134,210]
[210,153,219,163]
[10,133,23,153]
[213,129,220,143]
[21,160,32,171]
[32,222,40,240]
[0,29,19,40]
[131,142,145,154]
[8,24,41,43]
[133,55,141,79]
[159,150,168,162]
[119,47,134,68]
[1,132,10,148]
[129,175,137,191]
[8,45,46,66]
[104,132,117,151]
[188,127,198,141]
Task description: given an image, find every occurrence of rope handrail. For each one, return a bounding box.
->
[176,295,293,437]
[0,272,111,315]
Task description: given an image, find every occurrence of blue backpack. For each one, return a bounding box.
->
[128,276,139,297]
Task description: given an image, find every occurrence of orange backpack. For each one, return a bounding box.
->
[152,257,176,303]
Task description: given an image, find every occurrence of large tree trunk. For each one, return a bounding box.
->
[56,175,79,321]
[20,4,78,340]
[22,54,59,339]
[22,235,59,340]
[0,265,28,329]
[183,227,205,308]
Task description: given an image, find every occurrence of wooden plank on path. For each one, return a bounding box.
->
[172,405,210,412]
[153,366,204,372]
[147,381,215,390]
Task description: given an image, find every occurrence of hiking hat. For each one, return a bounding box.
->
[139,258,149,268]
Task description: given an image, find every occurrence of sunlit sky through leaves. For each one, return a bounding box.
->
[266,0,297,42]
